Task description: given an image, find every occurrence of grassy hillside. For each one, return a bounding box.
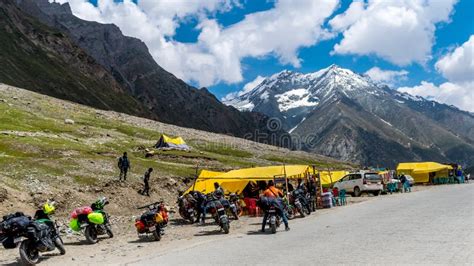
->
[0,84,354,216]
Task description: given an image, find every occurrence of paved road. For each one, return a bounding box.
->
[132,184,474,265]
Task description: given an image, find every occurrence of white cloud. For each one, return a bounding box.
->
[435,35,474,83]
[398,36,474,112]
[54,0,339,87]
[399,81,474,112]
[365,67,408,85]
[330,0,458,66]
[222,75,266,101]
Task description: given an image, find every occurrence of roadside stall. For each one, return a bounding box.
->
[396,162,453,184]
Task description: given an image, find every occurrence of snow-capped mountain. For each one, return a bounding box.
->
[224,65,474,167]
[224,65,385,132]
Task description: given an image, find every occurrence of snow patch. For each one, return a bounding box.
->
[289,117,307,133]
[380,118,392,127]
[275,88,319,112]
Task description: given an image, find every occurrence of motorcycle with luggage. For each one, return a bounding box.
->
[1,211,65,265]
[134,201,168,241]
[69,197,113,244]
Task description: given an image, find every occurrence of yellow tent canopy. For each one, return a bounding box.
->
[184,170,249,195]
[319,170,349,185]
[397,162,453,183]
[185,166,351,195]
[184,166,310,195]
[215,165,310,180]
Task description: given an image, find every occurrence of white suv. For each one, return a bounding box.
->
[333,172,383,197]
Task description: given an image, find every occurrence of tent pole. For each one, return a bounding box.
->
[327,167,333,186]
[283,164,289,196]
[192,164,199,192]
[312,165,322,209]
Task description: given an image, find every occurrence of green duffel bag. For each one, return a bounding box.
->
[87,212,104,225]
[69,218,80,231]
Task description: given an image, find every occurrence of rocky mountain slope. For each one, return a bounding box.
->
[0,0,149,117]
[224,65,474,167]
[0,84,352,217]
[12,0,289,145]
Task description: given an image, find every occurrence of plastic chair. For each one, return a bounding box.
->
[338,189,347,205]
[244,198,260,217]
[387,183,396,194]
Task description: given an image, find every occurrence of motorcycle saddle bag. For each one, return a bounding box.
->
[2,236,18,249]
[5,215,31,232]
[140,211,156,223]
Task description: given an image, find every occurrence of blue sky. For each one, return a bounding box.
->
[70,0,473,111]
[194,0,473,99]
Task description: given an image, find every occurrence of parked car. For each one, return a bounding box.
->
[333,172,383,197]
[392,175,415,186]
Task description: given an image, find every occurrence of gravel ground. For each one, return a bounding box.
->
[133,184,474,265]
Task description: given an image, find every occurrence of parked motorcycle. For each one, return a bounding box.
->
[282,197,295,220]
[205,196,230,234]
[227,193,241,220]
[291,189,311,217]
[135,202,168,241]
[1,212,65,265]
[69,197,113,244]
[178,194,199,223]
[306,192,317,212]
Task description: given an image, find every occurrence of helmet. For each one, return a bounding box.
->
[43,201,56,215]
[94,197,108,210]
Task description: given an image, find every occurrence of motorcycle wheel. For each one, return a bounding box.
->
[85,225,98,244]
[54,237,66,255]
[270,222,276,234]
[152,229,161,241]
[19,240,39,265]
[305,206,311,215]
[222,222,230,234]
[297,205,305,218]
[287,211,295,220]
[105,224,114,238]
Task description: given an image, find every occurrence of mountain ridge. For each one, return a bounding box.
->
[224,65,474,167]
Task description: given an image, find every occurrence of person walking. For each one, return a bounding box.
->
[118,152,130,181]
[140,168,153,196]
[400,174,410,192]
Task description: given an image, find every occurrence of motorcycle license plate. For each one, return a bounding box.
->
[188,209,194,213]
[217,208,224,212]
[230,204,235,208]
[269,210,276,213]
[149,226,156,231]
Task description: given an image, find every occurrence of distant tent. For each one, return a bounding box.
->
[155,134,190,150]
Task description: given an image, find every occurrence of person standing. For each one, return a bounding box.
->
[141,168,153,196]
[118,152,130,181]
